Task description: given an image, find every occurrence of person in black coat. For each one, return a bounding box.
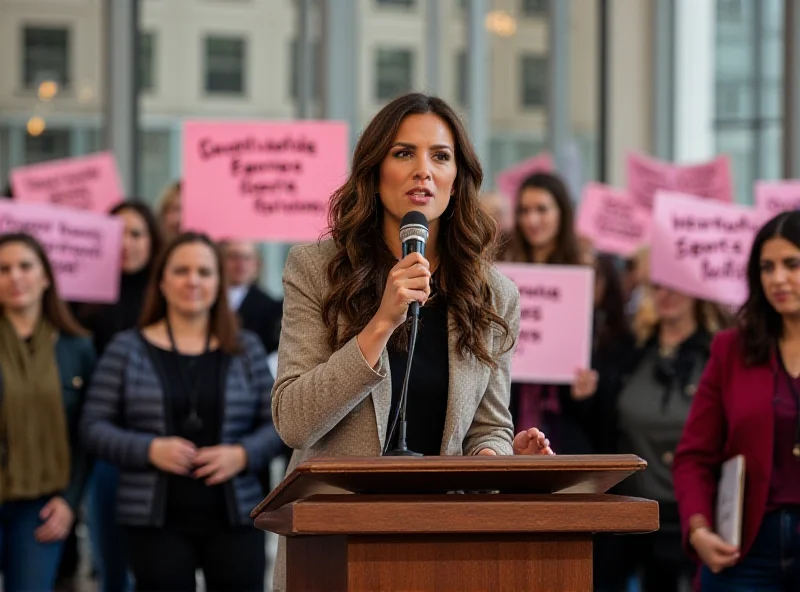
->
[220,240,282,355]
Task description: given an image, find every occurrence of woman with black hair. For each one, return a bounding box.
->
[78,201,163,355]
[674,211,800,590]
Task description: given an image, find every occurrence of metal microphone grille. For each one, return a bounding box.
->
[400,223,429,244]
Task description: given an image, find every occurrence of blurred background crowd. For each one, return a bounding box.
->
[1,0,799,591]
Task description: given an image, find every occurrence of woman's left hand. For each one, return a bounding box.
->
[476,429,555,456]
[35,497,74,543]
[513,428,555,455]
[194,444,248,485]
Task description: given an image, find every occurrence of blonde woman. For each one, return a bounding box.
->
[156,180,182,244]
[595,249,730,592]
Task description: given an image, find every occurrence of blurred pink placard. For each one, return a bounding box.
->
[0,201,123,303]
[496,152,555,201]
[496,263,594,384]
[754,180,800,216]
[576,183,652,257]
[10,152,123,213]
[650,191,767,307]
[182,120,349,243]
[627,152,733,209]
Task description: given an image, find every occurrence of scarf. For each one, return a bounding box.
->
[0,316,70,503]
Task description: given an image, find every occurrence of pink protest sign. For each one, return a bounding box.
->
[627,152,733,209]
[0,201,123,303]
[576,183,652,257]
[496,263,594,384]
[182,121,349,243]
[496,152,555,201]
[10,152,123,213]
[754,180,800,216]
[650,191,767,307]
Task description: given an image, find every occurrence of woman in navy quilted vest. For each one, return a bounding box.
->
[81,232,284,592]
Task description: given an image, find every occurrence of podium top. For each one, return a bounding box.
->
[251,454,646,518]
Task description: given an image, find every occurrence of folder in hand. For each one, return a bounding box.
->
[715,454,745,547]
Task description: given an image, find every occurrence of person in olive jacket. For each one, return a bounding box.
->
[0,233,95,592]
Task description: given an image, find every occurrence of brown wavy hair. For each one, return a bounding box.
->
[139,232,241,354]
[738,211,800,366]
[0,233,88,337]
[322,93,511,367]
[504,172,581,265]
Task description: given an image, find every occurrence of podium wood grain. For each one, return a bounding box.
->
[253,456,659,591]
[287,534,593,592]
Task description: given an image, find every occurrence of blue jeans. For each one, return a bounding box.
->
[0,497,64,592]
[701,509,800,591]
[87,461,132,592]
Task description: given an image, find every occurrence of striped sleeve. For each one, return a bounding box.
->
[80,333,156,470]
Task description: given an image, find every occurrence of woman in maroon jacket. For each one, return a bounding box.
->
[672,211,800,590]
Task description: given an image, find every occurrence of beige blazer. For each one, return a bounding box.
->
[270,239,520,591]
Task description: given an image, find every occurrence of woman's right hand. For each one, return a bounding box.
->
[148,437,197,475]
[376,252,432,330]
[690,527,740,573]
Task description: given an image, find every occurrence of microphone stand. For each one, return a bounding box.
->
[383,304,422,457]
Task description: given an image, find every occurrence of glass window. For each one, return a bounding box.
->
[520,54,547,108]
[204,36,246,94]
[375,0,416,9]
[138,130,172,208]
[375,48,414,102]
[456,50,467,107]
[24,129,71,165]
[520,0,548,18]
[23,27,70,89]
[718,0,745,22]
[139,32,155,93]
[714,0,784,203]
[290,38,320,100]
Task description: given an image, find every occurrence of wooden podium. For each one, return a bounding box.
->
[251,455,658,592]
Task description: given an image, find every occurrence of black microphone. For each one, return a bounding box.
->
[383,211,429,457]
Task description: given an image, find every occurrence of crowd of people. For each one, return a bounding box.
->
[0,91,798,591]
[0,185,287,591]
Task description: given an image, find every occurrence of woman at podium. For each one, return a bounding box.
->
[271,93,553,591]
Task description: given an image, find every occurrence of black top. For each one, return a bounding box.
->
[387,300,450,456]
[77,268,150,356]
[146,344,228,529]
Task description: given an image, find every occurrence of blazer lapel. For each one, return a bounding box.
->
[441,309,488,454]
[371,348,392,450]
